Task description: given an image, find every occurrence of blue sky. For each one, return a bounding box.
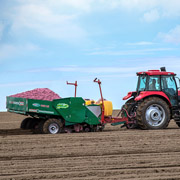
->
[1,0,180,111]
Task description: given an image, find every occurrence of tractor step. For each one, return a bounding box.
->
[111,121,126,126]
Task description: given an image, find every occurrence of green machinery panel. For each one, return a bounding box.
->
[6,97,27,114]
[53,97,101,125]
[6,96,101,126]
[27,99,58,115]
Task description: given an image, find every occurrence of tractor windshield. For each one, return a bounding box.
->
[147,76,161,91]
[137,75,161,92]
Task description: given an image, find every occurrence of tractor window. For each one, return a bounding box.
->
[137,75,147,91]
[161,75,177,106]
[147,76,160,91]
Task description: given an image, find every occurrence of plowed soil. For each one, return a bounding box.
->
[1,112,180,180]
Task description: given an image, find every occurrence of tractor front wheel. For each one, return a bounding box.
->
[136,97,170,130]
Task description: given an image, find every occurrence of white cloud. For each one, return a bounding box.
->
[160,0,180,17]
[0,44,17,60]
[25,66,141,74]
[158,25,180,44]
[126,41,155,46]
[0,80,53,87]
[98,0,180,22]
[88,0,180,19]
[25,60,180,75]
[108,0,158,11]
[56,0,93,12]
[0,43,40,61]
[10,2,87,42]
[142,9,160,22]
[4,0,180,44]
[17,0,94,12]
[17,0,180,17]
[112,0,180,16]
[27,66,78,73]
[88,48,174,56]
[0,22,4,40]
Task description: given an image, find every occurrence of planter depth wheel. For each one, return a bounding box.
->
[42,119,63,134]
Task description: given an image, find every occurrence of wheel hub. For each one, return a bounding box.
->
[150,109,161,121]
[145,105,165,127]
[49,123,59,134]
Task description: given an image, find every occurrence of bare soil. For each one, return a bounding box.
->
[1,112,180,180]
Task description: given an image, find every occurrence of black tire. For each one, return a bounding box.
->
[26,118,41,129]
[174,120,180,128]
[98,124,105,132]
[124,99,138,129]
[83,124,91,132]
[20,118,33,129]
[30,119,44,134]
[136,97,170,130]
[42,119,63,134]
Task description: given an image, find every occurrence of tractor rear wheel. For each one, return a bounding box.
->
[136,97,170,130]
[42,119,63,134]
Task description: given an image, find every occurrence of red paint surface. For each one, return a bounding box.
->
[137,70,175,76]
[178,91,180,96]
[135,91,171,106]
[123,91,136,100]
[104,117,128,124]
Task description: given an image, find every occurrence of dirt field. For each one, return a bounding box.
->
[1,112,180,180]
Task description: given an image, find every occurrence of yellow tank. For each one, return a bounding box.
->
[85,99,95,106]
[97,100,113,116]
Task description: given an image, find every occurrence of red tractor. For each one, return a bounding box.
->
[123,67,180,129]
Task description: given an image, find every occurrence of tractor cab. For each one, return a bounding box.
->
[123,67,179,107]
[136,68,178,106]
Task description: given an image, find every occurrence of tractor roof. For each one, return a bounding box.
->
[137,70,176,76]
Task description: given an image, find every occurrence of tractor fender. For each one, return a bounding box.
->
[178,90,180,96]
[134,91,172,107]
[123,91,137,100]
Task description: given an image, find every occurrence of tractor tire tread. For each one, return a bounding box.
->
[136,97,170,130]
